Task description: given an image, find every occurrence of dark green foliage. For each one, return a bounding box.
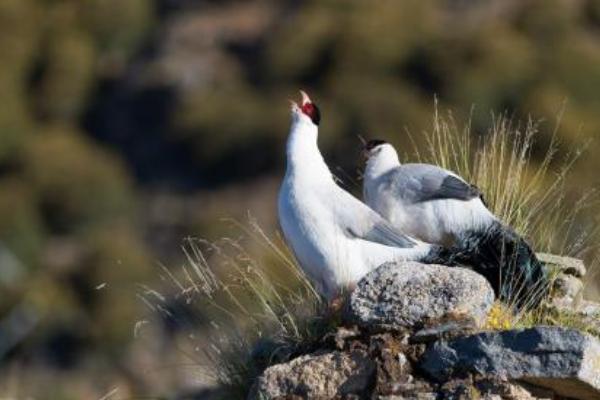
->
[0,0,156,396]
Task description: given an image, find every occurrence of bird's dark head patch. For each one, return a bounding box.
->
[362,139,388,160]
[364,139,387,151]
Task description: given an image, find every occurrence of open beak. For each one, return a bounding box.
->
[289,90,310,110]
[300,90,311,106]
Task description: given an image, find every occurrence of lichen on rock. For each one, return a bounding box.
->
[345,262,495,331]
[249,350,375,399]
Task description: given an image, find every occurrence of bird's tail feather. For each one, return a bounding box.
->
[426,221,549,310]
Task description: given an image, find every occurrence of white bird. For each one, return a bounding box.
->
[362,139,548,306]
[277,92,445,300]
[363,140,494,246]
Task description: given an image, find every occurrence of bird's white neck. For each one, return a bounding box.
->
[285,114,331,180]
[364,144,401,181]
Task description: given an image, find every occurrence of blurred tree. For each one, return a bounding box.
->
[36,31,96,120]
[0,0,155,395]
[0,179,44,271]
[85,0,154,76]
[0,0,39,164]
[24,126,134,233]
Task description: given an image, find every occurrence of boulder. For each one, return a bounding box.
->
[550,273,584,309]
[345,262,494,331]
[249,351,375,399]
[410,322,475,344]
[579,300,600,317]
[576,300,600,336]
[474,380,555,400]
[420,326,600,400]
[538,253,586,311]
[538,253,586,278]
[439,378,555,400]
[376,378,555,399]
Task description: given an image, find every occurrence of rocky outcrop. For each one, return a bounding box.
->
[346,262,494,331]
[421,326,600,399]
[248,260,600,400]
[540,253,600,336]
[539,253,586,311]
[250,351,375,399]
[539,253,586,278]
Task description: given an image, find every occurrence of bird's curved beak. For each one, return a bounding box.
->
[300,90,311,106]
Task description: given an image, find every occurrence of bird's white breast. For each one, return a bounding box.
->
[278,175,347,297]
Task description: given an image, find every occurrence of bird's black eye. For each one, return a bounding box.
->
[301,102,321,125]
[364,139,387,151]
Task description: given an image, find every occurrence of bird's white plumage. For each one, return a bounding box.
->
[363,143,496,246]
[278,104,432,299]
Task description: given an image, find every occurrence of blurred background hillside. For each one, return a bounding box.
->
[2,0,600,398]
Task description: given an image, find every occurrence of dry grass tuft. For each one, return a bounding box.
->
[414,105,598,329]
[139,217,328,398]
[416,106,597,257]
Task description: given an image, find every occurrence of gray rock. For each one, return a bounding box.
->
[380,378,555,400]
[537,254,587,311]
[549,273,584,310]
[410,322,475,344]
[420,326,600,400]
[346,262,494,331]
[249,351,375,399]
[322,326,361,350]
[576,300,600,336]
[578,300,600,317]
[376,392,437,400]
[476,380,555,400]
[538,253,586,278]
[375,378,437,400]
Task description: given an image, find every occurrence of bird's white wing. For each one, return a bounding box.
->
[384,163,483,204]
[331,186,418,248]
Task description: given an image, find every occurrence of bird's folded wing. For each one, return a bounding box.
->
[334,190,417,248]
[389,164,482,203]
[353,219,418,248]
